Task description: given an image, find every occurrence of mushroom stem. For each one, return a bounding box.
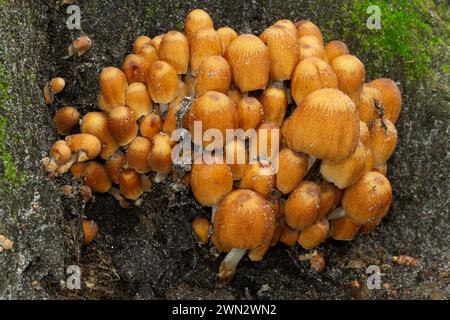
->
[327,206,347,221]
[211,205,218,222]
[271,80,284,89]
[219,248,247,281]
[307,156,317,171]
[153,172,167,183]
[159,103,169,116]
[108,187,130,208]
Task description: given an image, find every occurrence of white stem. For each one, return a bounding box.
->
[307,156,317,172]
[159,103,168,115]
[211,205,218,223]
[219,248,247,281]
[153,172,167,183]
[327,207,347,221]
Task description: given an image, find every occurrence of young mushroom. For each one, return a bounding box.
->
[139,112,163,140]
[65,133,102,163]
[213,189,275,281]
[298,36,326,61]
[324,40,350,63]
[225,138,248,181]
[44,77,66,104]
[330,216,360,241]
[316,180,342,220]
[132,35,152,54]
[83,161,112,193]
[82,220,98,245]
[126,82,152,119]
[216,26,238,53]
[330,54,365,104]
[260,85,288,126]
[356,84,382,126]
[147,60,179,112]
[298,219,329,249]
[192,216,211,244]
[68,35,92,57]
[147,132,174,182]
[273,19,298,37]
[195,55,232,96]
[184,8,214,42]
[239,162,276,198]
[276,148,308,194]
[98,67,128,111]
[368,78,402,124]
[118,169,148,201]
[158,31,190,75]
[126,136,152,174]
[54,106,80,136]
[189,28,223,75]
[295,20,324,46]
[121,54,151,83]
[105,151,126,184]
[42,140,72,174]
[107,106,138,146]
[236,96,264,131]
[138,44,159,65]
[151,34,165,52]
[369,118,398,167]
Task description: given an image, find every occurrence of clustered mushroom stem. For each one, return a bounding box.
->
[327,207,347,221]
[219,248,247,281]
[211,205,218,222]
[153,172,167,183]
[307,156,317,172]
[159,103,169,116]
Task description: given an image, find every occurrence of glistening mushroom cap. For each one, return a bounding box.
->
[217,27,238,54]
[99,67,128,111]
[83,161,112,193]
[65,133,102,162]
[298,219,329,249]
[298,35,326,61]
[189,28,223,75]
[260,85,288,126]
[126,136,152,174]
[184,8,214,42]
[118,169,144,201]
[107,106,138,146]
[324,40,350,62]
[195,55,232,96]
[132,35,152,54]
[147,60,178,104]
[331,54,365,103]
[54,106,80,136]
[239,162,276,198]
[368,78,402,124]
[126,82,152,119]
[330,216,360,240]
[236,96,264,131]
[121,54,151,83]
[369,118,398,167]
[295,20,324,45]
[276,148,308,194]
[159,31,190,75]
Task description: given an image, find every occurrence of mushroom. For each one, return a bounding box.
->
[139,112,163,140]
[329,216,360,241]
[290,57,338,106]
[132,35,152,54]
[236,96,264,131]
[54,106,80,136]
[373,164,387,176]
[273,19,298,37]
[284,180,321,231]
[259,24,299,81]
[359,121,370,147]
[295,20,324,46]
[260,85,288,126]
[195,55,232,96]
[105,151,125,184]
[118,169,146,201]
[121,53,151,83]
[298,35,326,61]
[82,220,98,245]
[80,111,119,160]
[224,34,270,92]
[316,180,341,220]
[368,78,402,124]
[284,88,360,161]
[324,40,350,62]
[83,161,112,193]
[369,118,398,167]
[189,28,223,75]
[68,35,92,57]
[158,31,190,75]
[253,121,281,163]
[192,216,211,244]
[65,133,102,163]
[216,26,238,54]
[298,219,329,249]
[184,8,214,42]
[227,86,243,106]
[147,60,179,111]
[98,67,128,111]
[107,106,138,146]
[276,148,308,194]
[356,84,382,126]
[151,34,165,52]
[44,77,65,104]
[224,138,248,180]
[147,132,174,182]
[126,82,152,119]
[330,54,365,104]
[213,189,275,281]
[239,162,276,198]
[126,136,152,174]
[42,140,72,174]
[279,223,300,246]
[70,162,87,180]
[359,217,382,235]
[138,44,159,65]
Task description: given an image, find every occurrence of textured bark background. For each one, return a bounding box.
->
[0,0,448,299]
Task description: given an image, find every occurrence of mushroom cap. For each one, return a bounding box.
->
[330,216,360,240]
[80,111,119,160]
[284,88,360,160]
[138,44,159,65]
[216,26,238,53]
[224,34,270,92]
[368,78,402,124]
[320,140,368,189]
[65,133,102,161]
[190,155,233,207]
[50,140,72,165]
[298,219,329,249]
[290,57,338,106]
[192,216,211,244]
[331,54,365,103]
[298,35,326,61]
[54,106,80,136]
[273,19,298,37]
[107,106,138,146]
[224,138,248,180]
[139,112,163,140]
[316,180,340,219]
[83,161,112,193]
[324,40,350,62]
[227,86,243,106]
[295,20,324,45]
[118,169,144,200]
[369,118,398,166]
[284,180,321,230]
[151,34,164,52]
[184,8,214,41]
[359,217,382,235]
[189,28,223,75]
[356,84,381,125]
[147,60,178,104]
[50,77,66,94]
[121,54,152,83]
[373,163,388,176]
[195,55,232,97]
[82,220,98,245]
[253,120,281,161]
[260,86,288,126]
[279,223,300,246]
[342,171,393,225]
[159,31,190,74]
[260,24,299,81]
[105,151,125,184]
[132,35,152,54]
[276,148,308,194]
[70,162,88,180]
[213,189,275,249]
[147,132,173,175]
[239,162,276,198]
[126,136,152,174]
[236,96,264,131]
[126,82,152,119]
[99,67,128,110]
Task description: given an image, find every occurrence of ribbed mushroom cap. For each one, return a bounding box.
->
[295,20,324,45]
[369,118,398,166]
[356,84,381,125]
[253,121,281,161]
[118,169,144,200]
[368,78,402,124]
[260,86,288,126]
[239,163,276,198]
[236,96,264,131]
[225,34,270,92]
[195,55,232,96]
[284,88,360,160]
[342,171,392,225]
[122,54,151,83]
[213,189,275,249]
[65,133,101,162]
[126,82,152,119]
[291,57,338,106]
[54,106,80,136]
[225,138,248,181]
[147,133,173,175]
[217,27,238,54]
[298,219,329,249]
[330,216,360,240]
[107,106,138,146]
[276,148,308,194]
[83,161,112,193]
[331,54,365,103]
[324,40,350,62]
[126,136,152,174]
[184,8,214,41]
[99,67,128,110]
[298,35,325,61]
[159,31,190,74]
[147,60,178,104]
[190,28,223,75]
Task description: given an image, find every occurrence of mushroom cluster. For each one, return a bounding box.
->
[43,9,401,281]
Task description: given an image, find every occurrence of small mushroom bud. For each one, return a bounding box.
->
[260,85,288,126]
[298,219,329,249]
[118,169,144,201]
[151,34,165,52]
[260,24,299,81]
[356,84,381,126]
[159,31,190,75]
[65,133,102,162]
[330,54,365,104]
[54,106,80,136]
[195,55,232,96]
[290,57,338,106]
[368,78,402,124]
[276,148,308,194]
[138,44,159,65]
[227,86,242,106]
[148,60,178,104]
[122,54,152,84]
[99,67,128,111]
[225,34,270,92]
[239,163,276,198]
[192,216,210,244]
[279,223,300,246]
[214,189,275,281]
[190,28,223,75]
[126,82,152,119]
[284,181,321,231]
[147,132,174,180]
[298,35,326,61]
[330,216,360,240]
[107,106,138,146]
[369,118,398,167]
[133,35,152,54]
[139,112,163,140]
[188,91,238,149]
[126,136,152,174]
[105,151,125,184]
[47,140,72,170]
[320,141,368,189]
[359,121,370,147]
[68,35,92,57]
[316,180,341,220]
[83,161,112,193]
[184,8,214,42]
[236,96,264,131]
[225,138,248,180]
[273,19,298,37]
[44,77,66,104]
[82,220,98,245]
[295,20,324,46]
[217,26,238,54]
[324,40,350,62]
[284,88,360,161]
[80,112,119,160]
[190,156,233,207]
